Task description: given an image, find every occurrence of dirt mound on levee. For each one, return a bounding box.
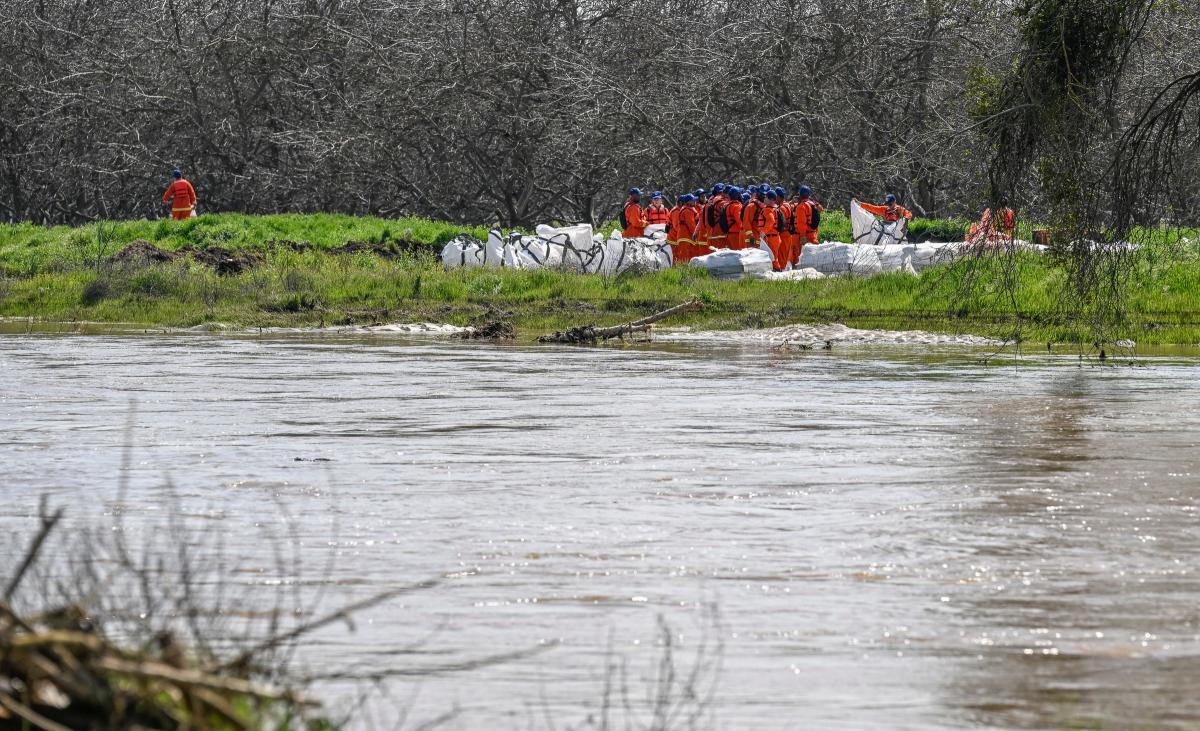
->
[109,239,178,265]
[108,241,263,275]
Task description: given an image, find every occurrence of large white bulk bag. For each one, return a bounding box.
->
[689,248,773,279]
[484,229,506,267]
[645,223,667,238]
[877,244,916,273]
[799,243,883,276]
[441,234,487,269]
[599,233,671,274]
[851,199,908,246]
[503,234,565,270]
[910,242,963,272]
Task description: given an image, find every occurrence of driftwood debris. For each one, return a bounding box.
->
[537,299,702,344]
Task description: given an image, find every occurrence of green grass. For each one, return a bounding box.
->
[2,213,1199,345]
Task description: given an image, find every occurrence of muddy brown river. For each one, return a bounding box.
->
[3,330,1200,729]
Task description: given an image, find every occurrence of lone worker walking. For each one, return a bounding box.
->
[162,169,198,220]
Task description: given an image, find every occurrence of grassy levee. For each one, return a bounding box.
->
[2,213,1199,344]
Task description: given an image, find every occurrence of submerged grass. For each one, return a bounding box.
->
[2,213,1199,344]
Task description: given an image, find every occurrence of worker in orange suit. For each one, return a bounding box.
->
[691,188,709,253]
[859,193,912,223]
[667,197,682,246]
[793,185,825,261]
[969,197,1017,246]
[162,169,198,220]
[724,188,746,250]
[679,194,703,261]
[742,187,765,248]
[777,188,798,267]
[668,194,699,263]
[622,188,646,238]
[702,184,729,250]
[644,191,671,232]
[762,191,789,271]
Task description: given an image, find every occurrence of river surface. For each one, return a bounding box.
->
[3,330,1200,730]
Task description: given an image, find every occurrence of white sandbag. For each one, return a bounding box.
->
[645,223,667,238]
[503,234,565,270]
[910,242,964,272]
[689,248,773,280]
[877,244,915,273]
[757,268,826,281]
[484,229,506,267]
[598,232,672,275]
[799,243,883,276]
[441,234,487,269]
[851,199,908,246]
[527,224,605,272]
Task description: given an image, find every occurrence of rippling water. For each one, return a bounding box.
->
[3,331,1199,729]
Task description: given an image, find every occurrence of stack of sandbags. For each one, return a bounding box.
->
[689,248,774,279]
[441,224,673,275]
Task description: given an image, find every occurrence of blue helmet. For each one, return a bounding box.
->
[651,191,662,199]
[629,187,643,197]
[740,192,751,202]
[885,193,897,203]
[172,168,182,179]
[766,191,778,200]
[798,185,812,197]
[679,194,692,203]
[693,188,705,197]
[728,186,742,196]
[712,183,726,194]
[774,186,787,197]
[759,184,770,195]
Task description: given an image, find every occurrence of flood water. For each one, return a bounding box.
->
[3,330,1200,730]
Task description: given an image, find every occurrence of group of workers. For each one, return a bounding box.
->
[622,184,828,271]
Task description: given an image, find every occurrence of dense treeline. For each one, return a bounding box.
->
[1,0,1197,227]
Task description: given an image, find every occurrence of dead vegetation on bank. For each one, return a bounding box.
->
[2,483,723,730]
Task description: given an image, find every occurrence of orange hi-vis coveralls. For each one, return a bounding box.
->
[794,197,825,257]
[742,198,764,248]
[762,204,788,271]
[666,204,682,244]
[163,178,198,220]
[622,200,646,238]
[779,200,799,266]
[723,198,744,250]
[667,203,683,260]
[704,196,729,249]
[859,201,912,223]
[677,202,702,262]
[695,198,712,250]
[645,202,670,228]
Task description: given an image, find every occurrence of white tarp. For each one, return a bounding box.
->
[851,199,908,247]
[689,247,773,279]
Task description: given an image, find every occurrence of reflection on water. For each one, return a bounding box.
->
[2,332,1199,729]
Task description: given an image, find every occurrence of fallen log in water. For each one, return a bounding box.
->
[537,299,702,344]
